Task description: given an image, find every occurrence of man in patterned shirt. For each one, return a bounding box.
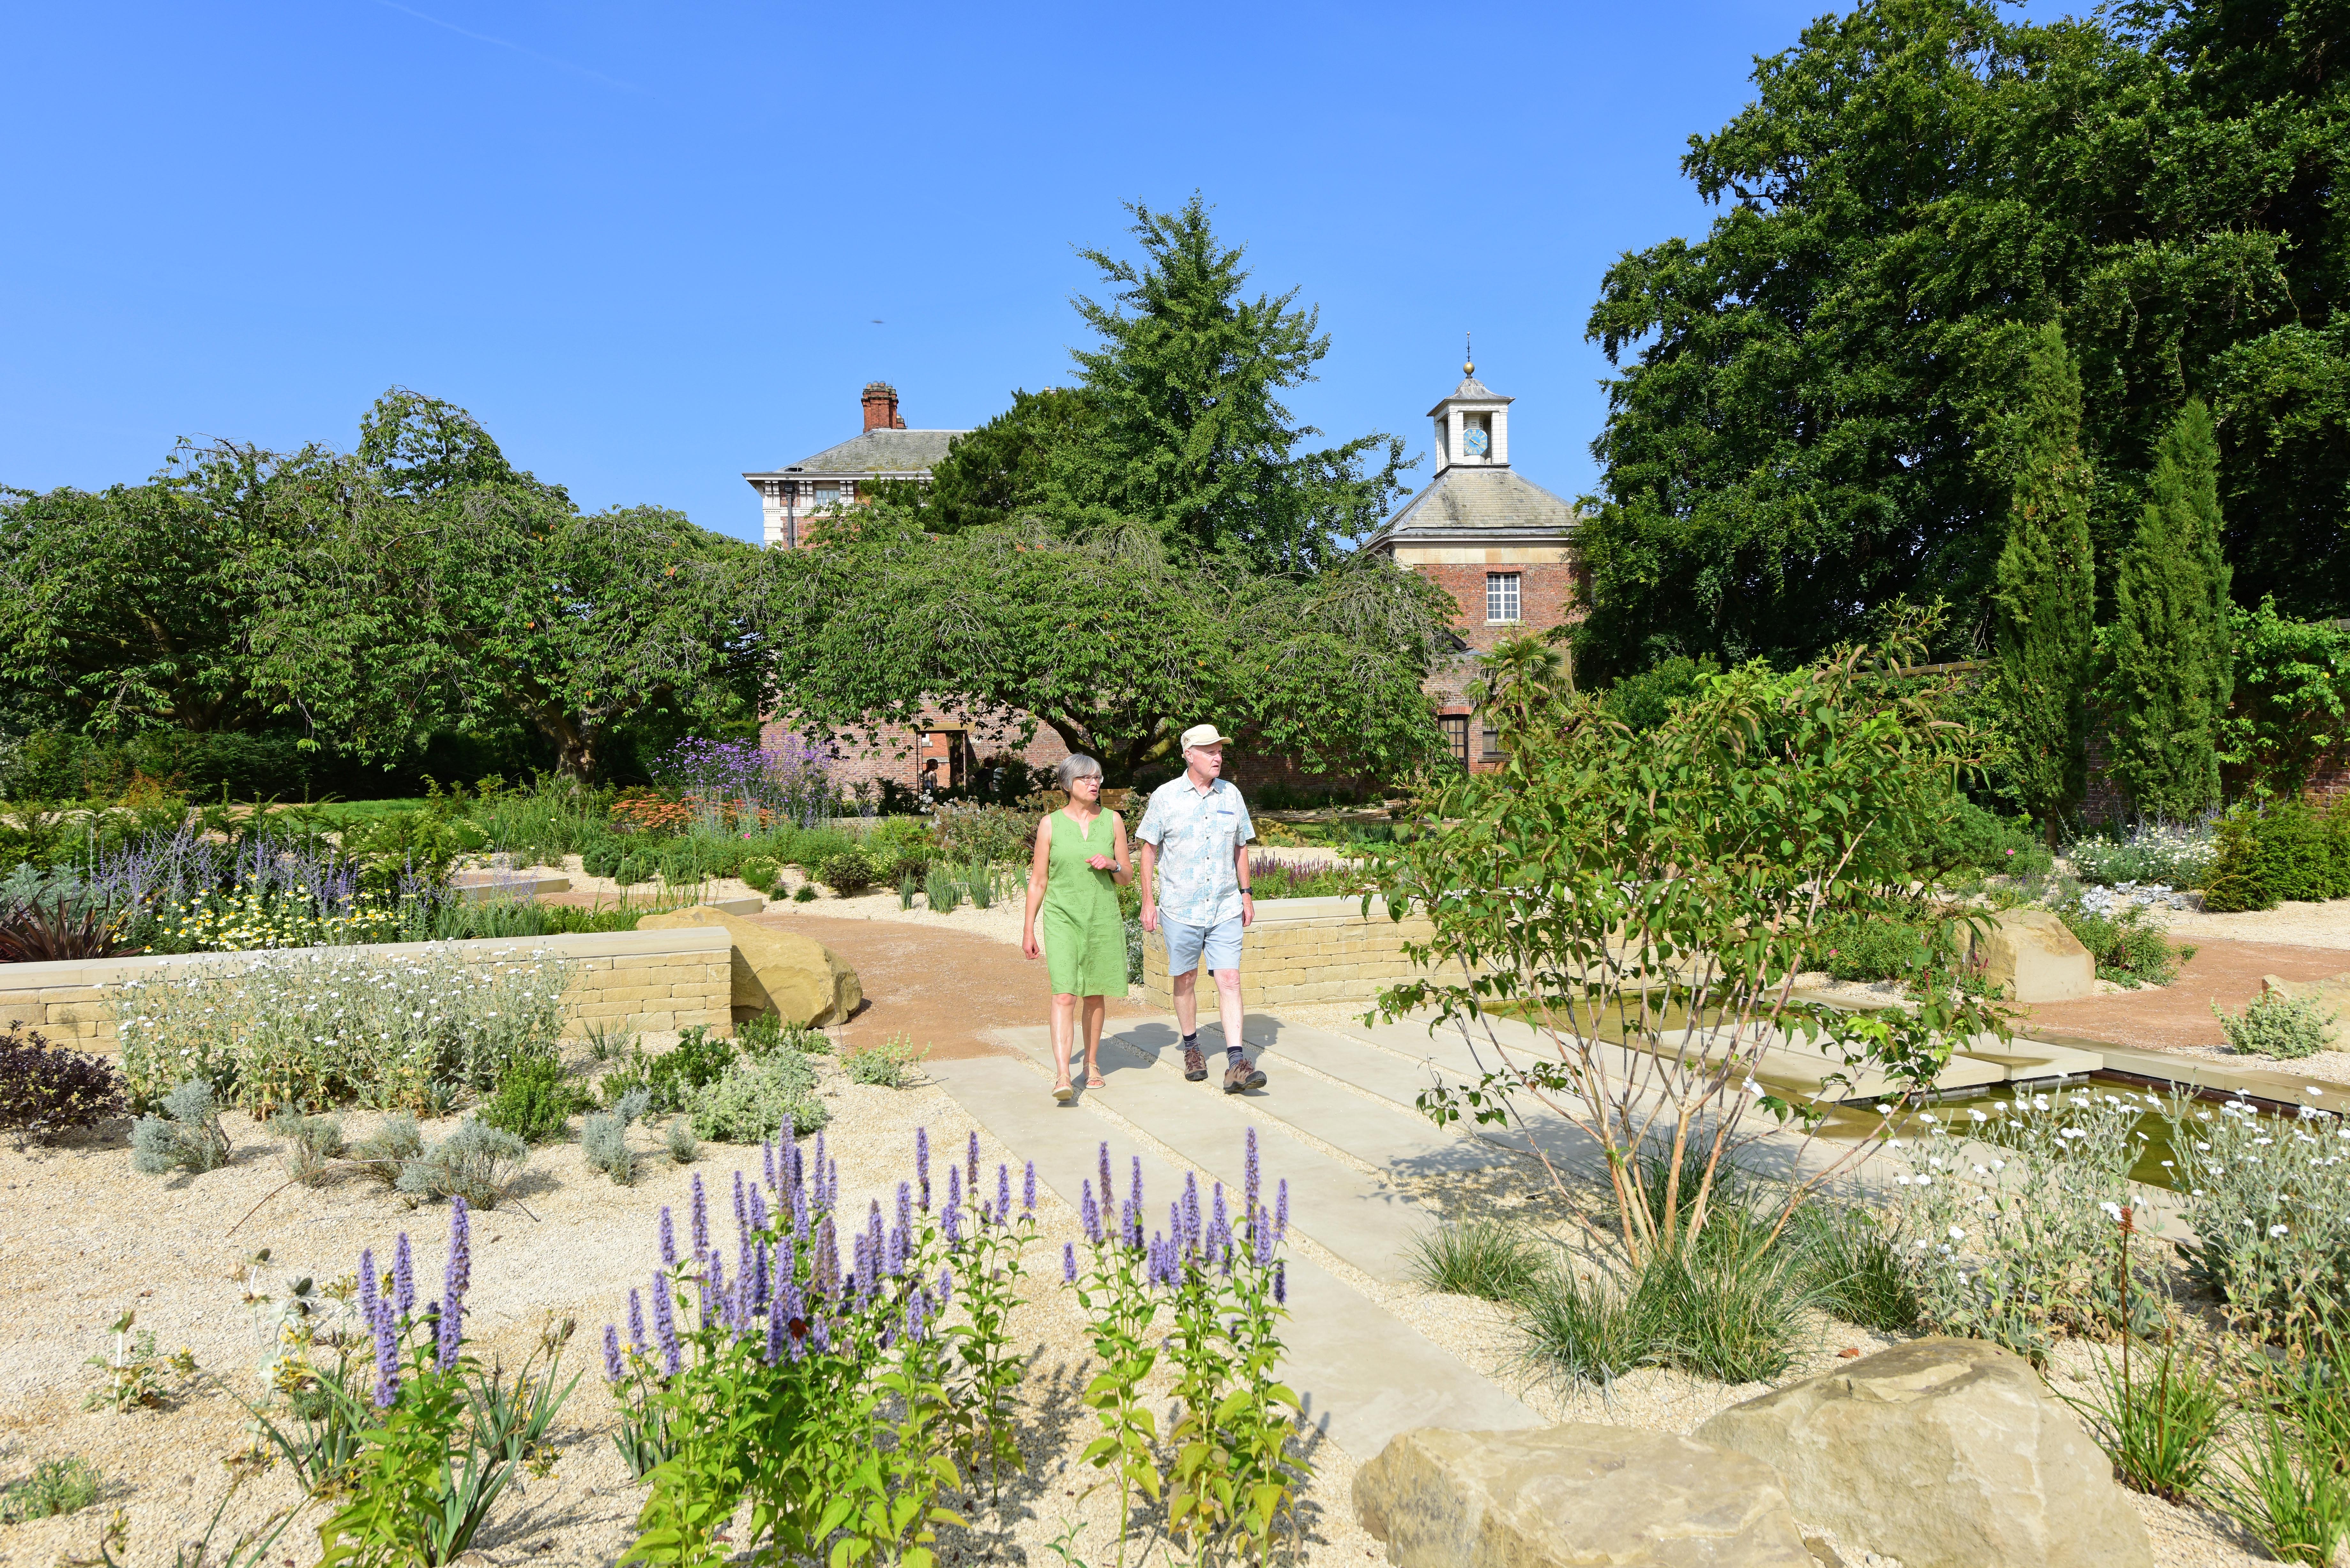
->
[1137,724,1267,1093]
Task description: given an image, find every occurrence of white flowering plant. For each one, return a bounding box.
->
[1892,1087,2166,1360]
[2166,1094,2350,1347]
[2067,821,2219,890]
[110,946,572,1116]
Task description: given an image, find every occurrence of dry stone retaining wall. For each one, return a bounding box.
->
[0,926,734,1053]
[1141,894,1437,1010]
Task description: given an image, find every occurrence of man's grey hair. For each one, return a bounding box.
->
[1055,754,1104,791]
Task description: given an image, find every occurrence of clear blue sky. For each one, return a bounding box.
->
[2,1,1834,544]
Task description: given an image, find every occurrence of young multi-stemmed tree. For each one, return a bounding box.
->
[2098,399,2232,818]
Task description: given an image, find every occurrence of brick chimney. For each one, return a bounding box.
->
[861,381,905,432]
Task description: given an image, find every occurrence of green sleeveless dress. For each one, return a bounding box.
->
[1041,809,1126,998]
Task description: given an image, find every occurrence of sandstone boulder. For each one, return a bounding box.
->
[1353,1423,1816,1568]
[2259,972,2350,1045]
[637,907,862,1027]
[1967,908,2095,1002]
[1695,1337,2152,1568]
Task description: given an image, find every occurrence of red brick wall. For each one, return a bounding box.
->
[1406,561,1581,655]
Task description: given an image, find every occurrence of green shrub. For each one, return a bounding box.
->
[931,804,1033,865]
[737,1011,828,1057]
[2214,990,2336,1059]
[685,1051,827,1142]
[2202,810,2274,911]
[0,1025,125,1145]
[739,856,781,894]
[395,1117,528,1207]
[647,1026,735,1112]
[0,1456,103,1522]
[666,1117,699,1163]
[1600,654,1720,732]
[1408,1219,1548,1303]
[792,884,818,903]
[131,1079,231,1176]
[478,1050,583,1145]
[842,1031,925,1088]
[1805,907,1952,984]
[579,836,625,879]
[2054,895,2193,987]
[348,1112,423,1186]
[2207,801,2350,912]
[819,846,876,894]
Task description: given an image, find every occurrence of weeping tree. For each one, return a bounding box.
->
[1989,324,2098,840]
[2098,399,2232,818]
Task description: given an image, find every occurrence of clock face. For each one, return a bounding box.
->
[1463,427,1490,456]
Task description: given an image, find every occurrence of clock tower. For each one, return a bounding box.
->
[1429,345,1511,473]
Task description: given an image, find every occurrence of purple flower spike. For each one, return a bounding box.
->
[966,1129,980,1199]
[765,1292,784,1365]
[948,1161,963,1217]
[1210,1182,1227,1247]
[1182,1172,1201,1252]
[812,1130,828,1199]
[915,1127,931,1210]
[1024,1160,1038,1213]
[436,1293,462,1373]
[896,1180,913,1240]
[825,1158,839,1212]
[629,1288,648,1354]
[707,1254,728,1330]
[1276,1179,1289,1241]
[1256,1206,1275,1266]
[1245,1126,1260,1217]
[1080,1180,1102,1245]
[603,1323,626,1384]
[1098,1143,1114,1212]
[1062,1242,1078,1282]
[1130,1156,1144,1213]
[792,1185,810,1241]
[652,1274,680,1377]
[997,1163,1012,1223]
[1170,1201,1184,1258]
[938,1265,954,1310]
[763,1140,778,1191]
[371,1297,400,1408]
[905,1288,927,1345]
[749,1181,770,1238]
[942,1197,962,1246]
[1273,1261,1286,1305]
[659,1206,678,1269]
[733,1170,749,1241]
[687,1174,709,1256]
[445,1196,471,1305]
[392,1233,414,1319]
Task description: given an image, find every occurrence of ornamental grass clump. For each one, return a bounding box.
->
[1408,1217,1547,1304]
[0,1456,102,1522]
[109,945,571,1116]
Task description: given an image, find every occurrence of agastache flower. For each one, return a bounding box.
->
[997,1163,1013,1223]
[812,1130,829,1204]
[603,1323,626,1384]
[1062,1242,1078,1283]
[896,1180,913,1241]
[765,1291,785,1365]
[1098,1143,1114,1212]
[1255,1206,1275,1266]
[1245,1126,1260,1217]
[652,1274,681,1377]
[445,1196,471,1304]
[915,1127,931,1210]
[1273,1262,1286,1305]
[371,1295,400,1408]
[1276,1179,1289,1241]
[629,1288,648,1355]
[942,1194,962,1246]
[967,1129,980,1200]
[1210,1182,1226,1249]
[1182,1172,1201,1254]
[357,1247,382,1329]
[763,1139,778,1191]
[659,1206,678,1269]
[437,1292,463,1372]
[1024,1160,1038,1213]
[691,1174,709,1255]
[1080,1180,1103,1245]
[1131,1156,1144,1212]
[948,1161,963,1218]
[392,1233,414,1318]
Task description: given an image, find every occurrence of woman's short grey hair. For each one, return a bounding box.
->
[1055,754,1103,791]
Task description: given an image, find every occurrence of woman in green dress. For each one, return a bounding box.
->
[1021,754,1133,1102]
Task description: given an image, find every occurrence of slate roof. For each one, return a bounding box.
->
[1371,464,1581,542]
[750,427,965,478]
[1425,373,1511,412]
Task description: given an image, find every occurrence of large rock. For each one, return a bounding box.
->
[1354,1423,1816,1567]
[1695,1337,2152,1568]
[2260,972,2350,1045]
[637,907,862,1027]
[1967,908,2095,1002]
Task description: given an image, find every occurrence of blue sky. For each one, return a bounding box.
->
[3,1,1836,544]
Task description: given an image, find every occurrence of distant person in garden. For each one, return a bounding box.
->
[1138,724,1265,1094]
[1021,753,1134,1103]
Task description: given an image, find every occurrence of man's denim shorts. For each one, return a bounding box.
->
[1164,915,1244,976]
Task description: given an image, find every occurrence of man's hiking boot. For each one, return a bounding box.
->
[1224,1059,1265,1094]
[1183,1044,1209,1081]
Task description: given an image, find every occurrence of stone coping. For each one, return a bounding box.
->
[0,924,730,988]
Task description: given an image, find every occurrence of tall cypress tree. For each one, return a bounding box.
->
[2099,399,2233,818]
[1990,323,2098,840]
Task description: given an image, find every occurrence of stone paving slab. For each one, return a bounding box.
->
[925,1053,1543,1459]
[1123,1020,1510,1179]
[992,1026,1436,1281]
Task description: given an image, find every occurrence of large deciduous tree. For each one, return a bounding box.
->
[1578,0,2350,676]
[2098,398,2232,817]
[766,510,1453,782]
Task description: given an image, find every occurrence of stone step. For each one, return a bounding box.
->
[1119,1019,1509,1180]
[992,1025,1436,1282]
[926,1053,1543,1460]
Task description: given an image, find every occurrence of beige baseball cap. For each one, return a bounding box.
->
[1179,723,1229,750]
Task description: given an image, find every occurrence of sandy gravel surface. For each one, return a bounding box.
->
[0,1056,1381,1568]
[2160,897,2350,951]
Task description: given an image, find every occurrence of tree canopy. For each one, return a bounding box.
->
[1577,0,2350,677]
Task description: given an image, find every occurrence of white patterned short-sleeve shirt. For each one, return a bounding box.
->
[1135,776,1255,927]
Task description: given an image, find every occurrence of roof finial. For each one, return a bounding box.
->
[1464,331,1474,377]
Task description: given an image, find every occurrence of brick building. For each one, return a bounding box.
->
[1362,358,1584,769]
[748,383,1070,797]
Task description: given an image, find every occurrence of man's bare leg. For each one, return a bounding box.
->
[1171,967,1198,1037]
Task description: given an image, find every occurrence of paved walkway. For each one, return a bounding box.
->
[928,1012,1543,1462]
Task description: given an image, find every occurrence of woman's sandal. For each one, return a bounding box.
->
[1086,1071,1107,1090]
[1052,1079,1075,1104]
